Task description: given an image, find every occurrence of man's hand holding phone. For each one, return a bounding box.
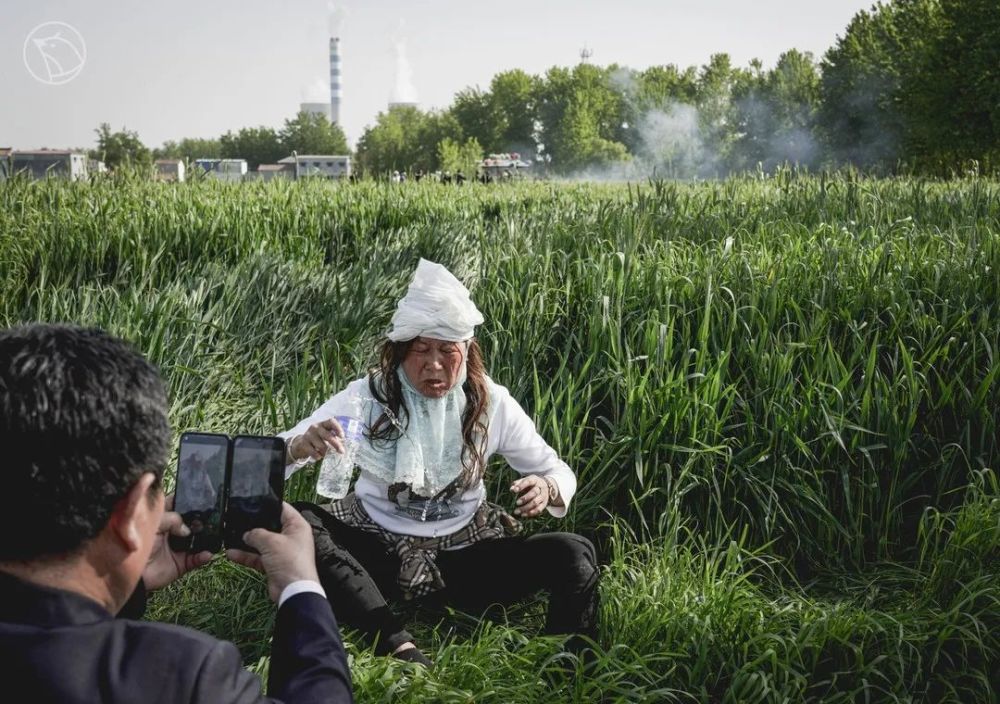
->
[172,432,286,554]
[144,495,214,591]
[226,502,320,603]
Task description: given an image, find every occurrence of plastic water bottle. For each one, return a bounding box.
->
[317,415,362,499]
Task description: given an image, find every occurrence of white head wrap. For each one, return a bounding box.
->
[388,259,484,342]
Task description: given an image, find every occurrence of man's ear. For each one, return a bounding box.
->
[109,473,160,552]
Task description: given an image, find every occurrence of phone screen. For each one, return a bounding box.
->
[171,432,229,553]
[225,436,285,551]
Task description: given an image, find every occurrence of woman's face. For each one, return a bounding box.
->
[401,337,467,398]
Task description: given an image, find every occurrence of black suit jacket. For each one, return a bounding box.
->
[0,571,353,704]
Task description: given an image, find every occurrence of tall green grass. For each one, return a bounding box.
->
[2,171,997,701]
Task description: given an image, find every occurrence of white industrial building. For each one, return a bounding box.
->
[194,158,247,182]
[154,159,185,182]
[10,150,88,180]
[279,154,351,180]
[256,163,296,181]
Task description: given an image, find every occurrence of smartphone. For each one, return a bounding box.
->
[224,435,285,552]
[170,432,230,553]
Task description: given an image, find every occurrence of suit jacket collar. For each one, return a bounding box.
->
[0,570,113,627]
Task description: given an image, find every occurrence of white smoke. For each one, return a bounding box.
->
[608,67,636,98]
[635,104,718,177]
[328,1,347,36]
[566,65,825,181]
[390,21,418,105]
[302,76,329,103]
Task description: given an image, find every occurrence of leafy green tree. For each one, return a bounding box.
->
[92,123,151,170]
[693,53,748,166]
[729,50,821,170]
[487,70,541,153]
[451,88,495,154]
[437,137,483,177]
[279,111,349,156]
[638,64,699,108]
[356,106,418,175]
[818,0,939,169]
[355,105,463,175]
[155,137,223,161]
[418,111,464,172]
[766,50,821,134]
[537,63,629,172]
[612,64,700,155]
[220,126,283,170]
[906,0,1000,170]
[451,69,541,156]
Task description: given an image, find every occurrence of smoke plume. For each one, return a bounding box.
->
[390,21,418,105]
[328,2,347,36]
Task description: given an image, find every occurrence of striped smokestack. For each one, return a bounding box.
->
[329,36,342,125]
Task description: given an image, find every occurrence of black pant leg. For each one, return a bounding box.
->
[294,501,414,655]
[435,531,600,642]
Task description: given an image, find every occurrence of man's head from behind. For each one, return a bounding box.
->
[0,325,170,585]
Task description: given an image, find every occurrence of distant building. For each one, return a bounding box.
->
[0,148,11,180]
[10,150,88,180]
[88,159,108,176]
[155,159,185,182]
[300,102,331,121]
[194,158,247,182]
[256,163,296,181]
[279,154,351,180]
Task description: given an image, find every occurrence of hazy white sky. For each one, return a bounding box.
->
[1,0,874,151]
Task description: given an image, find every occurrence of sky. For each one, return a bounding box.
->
[1,0,875,151]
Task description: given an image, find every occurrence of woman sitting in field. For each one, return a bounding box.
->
[279,259,598,667]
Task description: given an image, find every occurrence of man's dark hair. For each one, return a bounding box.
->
[0,324,170,561]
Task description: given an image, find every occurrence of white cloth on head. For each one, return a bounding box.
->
[388,259,484,342]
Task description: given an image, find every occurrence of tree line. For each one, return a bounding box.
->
[92,0,996,178]
[356,0,998,177]
[92,112,349,172]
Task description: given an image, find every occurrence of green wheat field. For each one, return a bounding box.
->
[2,172,998,702]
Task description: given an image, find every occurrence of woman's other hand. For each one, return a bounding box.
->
[289,418,345,462]
[510,475,555,518]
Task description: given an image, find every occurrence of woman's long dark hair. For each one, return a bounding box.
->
[366,338,490,491]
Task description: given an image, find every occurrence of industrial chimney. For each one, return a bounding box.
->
[329,36,342,125]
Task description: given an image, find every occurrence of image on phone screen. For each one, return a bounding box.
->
[225,436,285,552]
[171,432,229,553]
